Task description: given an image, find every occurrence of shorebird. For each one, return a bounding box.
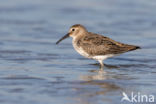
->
[56,24,140,69]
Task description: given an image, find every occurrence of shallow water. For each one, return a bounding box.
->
[0,0,156,104]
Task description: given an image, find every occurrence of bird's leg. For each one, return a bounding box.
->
[98,60,104,70]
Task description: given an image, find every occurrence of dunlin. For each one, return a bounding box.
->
[56,24,140,69]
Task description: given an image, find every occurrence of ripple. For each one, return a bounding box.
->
[0,5,38,13]
[0,19,46,25]
[0,50,31,54]
[0,75,45,80]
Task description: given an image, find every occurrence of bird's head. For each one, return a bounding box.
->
[56,24,87,44]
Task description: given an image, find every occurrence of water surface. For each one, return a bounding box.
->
[0,0,156,104]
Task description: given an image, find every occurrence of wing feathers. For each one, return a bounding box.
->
[77,33,139,56]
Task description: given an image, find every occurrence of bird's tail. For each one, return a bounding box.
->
[127,45,141,51]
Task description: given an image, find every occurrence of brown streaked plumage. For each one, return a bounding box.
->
[76,32,139,55]
[56,24,140,69]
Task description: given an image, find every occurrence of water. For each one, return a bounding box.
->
[0,0,156,104]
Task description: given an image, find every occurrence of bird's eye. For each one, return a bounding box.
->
[72,29,75,31]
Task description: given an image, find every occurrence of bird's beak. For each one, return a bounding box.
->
[56,33,69,44]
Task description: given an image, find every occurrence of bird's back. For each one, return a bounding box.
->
[76,32,140,56]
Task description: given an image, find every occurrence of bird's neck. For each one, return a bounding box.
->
[73,31,88,41]
[73,34,85,43]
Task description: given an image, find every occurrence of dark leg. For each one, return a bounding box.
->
[98,60,104,70]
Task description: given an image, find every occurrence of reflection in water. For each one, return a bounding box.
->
[81,69,108,80]
[75,69,123,104]
[74,66,140,104]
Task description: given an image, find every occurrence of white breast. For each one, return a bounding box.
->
[72,40,90,58]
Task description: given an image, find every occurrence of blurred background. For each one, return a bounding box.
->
[0,0,156,104]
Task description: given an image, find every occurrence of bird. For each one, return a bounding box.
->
[56,24,140,69]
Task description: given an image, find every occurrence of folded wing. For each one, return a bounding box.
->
[77,32,140,56]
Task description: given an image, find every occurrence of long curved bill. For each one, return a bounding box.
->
[56,33,69,44]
